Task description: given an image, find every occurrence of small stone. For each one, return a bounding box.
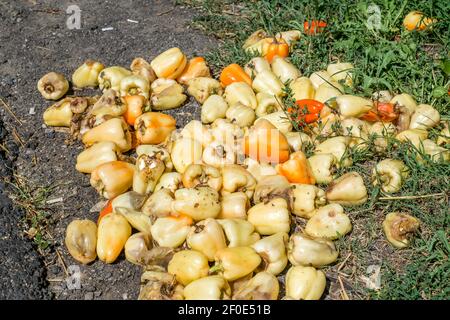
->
[94,290,102,297]
[84,292,94,300]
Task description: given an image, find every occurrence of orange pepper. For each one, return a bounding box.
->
[276,151,316,184]
[97,199,113,224]
[360,102,398,122]
[264,38,289,63]
[177,57,211,85]
[287,99,325,126]
[243,119,290,164]
[220,63,252,87]
[123,95,146,126]
[168,213,194,226]
[304,20,327,35]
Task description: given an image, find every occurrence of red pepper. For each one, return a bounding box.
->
[304,20,327,35]
[360,102,398,122]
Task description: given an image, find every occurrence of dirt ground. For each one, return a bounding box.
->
[0,0,217,300]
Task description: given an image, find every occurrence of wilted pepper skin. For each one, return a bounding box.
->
[276,151,315,184]
[132,153,165,195]
[139,267,184,300]
[142,188,175,218]
[38,72,69,100]
[154,172,182,192]
[124,232,152,265]
[98,66,132,91]
[247,198,291,235]
[120,74,150,99]
[171,137,203,174]
[221,164,257,199]
[82,117,132,152]
[372,159,409,193]
[187,77,223,104]
[243,119,290,164]
[420,139,450,163]
[252,70,284,97]
[244,57,271,78]
[76,141,119,173]
[90,161,135,199]
[183,275,231,300]
[182,164,222,191]
[137,144,173,172]
[285,266,326,300]
[97,212,131,263]
[177,56,211,85]
[111,191,147,213]
[130,57,157,84]
[271,56,301,83]
[336,95,373,118]
[220,63,252,87]
[203,141,236,168]
[72,60,105,88]
[224,82,257,110]
[168,250,209,286]
[314,136,352,168]
[150,47,187,79]
[134,112,176,145]
[213,246,262,281]
[251,232,288,276]
[219,192,249,220]
[307,154,338,184]
[305,204,352,240]
[390,93,417,115]
[253,174,291,205]
[151,215,193,248]
[232,272,279,300]
[326,172,368,206]
[383,212,420,248]
[90,89,126,117]
[65,219,97,264]
[409,104,440,130]
[217,218,260,247]
[172,187,221,221]
[291,184,326,219]
[187,218,227,261]
[327,62,353,86]
[116,207,152,234]
[43,97,73,127]
[201,95,229,124]
[288,233,338,267]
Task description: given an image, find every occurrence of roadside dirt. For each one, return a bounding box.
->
[0,0,217,300]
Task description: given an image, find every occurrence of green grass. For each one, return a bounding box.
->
[180,0,450,299]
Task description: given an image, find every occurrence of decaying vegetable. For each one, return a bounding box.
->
[90,161,135,199]
[168,250,209,286]
[170,137,203,174]
[187,77,223,104]
[232,272,279,300]
[251,232,288,275]
[183,275,231,300]
[151,215,193,248]
[142,188,175,218]
[124,232,152,265]
[172,187,221,221]
[97,212,131,263]
[130,57,157,84]
[201,95,229,124]
[43,97,74,127]
[326,172,368,206]
[182,164,222,191]
[116,207,152,234]
[221,164,257,198]
[212,246,262,281]
[276,151,315,184]
[135,112,176,144]
[65,219,97,264]
[285,265,326,300]
[253,174,291,205]
[139,267,184,300]
[307,153,338,184]
[224,82,257,110]
[38,72,69,100]
[372,159,409,193]
[247,198,291,235]
[150,47,187,79]
[187,218,227,261]
[177,56,211,85]
[219,192,249,219]
[72,60,105,88]
[305,204,352,240]
[217,218,260,247]
[82,117,132,152]
[98,66,132,91]
[288,233,338,267]
[291,184,326,219]
[382,212,420,248]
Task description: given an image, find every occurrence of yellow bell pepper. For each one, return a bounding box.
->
[226,103,256,128]
[327,62,354,86]
[217,218,260,247]
[72,60,105,88]
[309,70,332,90]
[288,233,338,267]
[257,111,293,134]
[37,72,69,100]
[212,246,261,281]
[135,112,176,145]
[221,164,257,198]
[336,94,373,118]
[97,212,131,263]
[90,89,127,117]
[289,77,315,100]
[65,219,97,264]
[307,153,338,184]
[314,136,352,168]
[132,153,165,195]
[98,66,132,91]
[242,158,277,182]
[150,47,187,79]
[115,207,152,234]
[232,272,279,300]
[172,186,221,221]
[154,172,182,192]
[183,275,231,300]
[187,77,223,104]
[285,266,326,300]
[82,117,132,152]
[151,215,193,248]
[136,144,173,172]
[383,212,420,248]
[255,93,283,117]
[251,232,288,276]
[186,218,227,261]
[43,97,73,127]
[253,174,291,204]
[170,137,203,174]
[252,70,284,97]
[142,188,175,218]
[182,164,222,191]
[119,74,150,99]
[305,203,352,240]
[219,192,249,220]
[372,159,409,193]
[247,198,291,235]
[285,131,313,152]
[111,191,147,213]
[90,161,135,199]
[326,172,368,206]
[76,142,119,173]
[291,184,326,219]
[124,232,152,265]
[409,104,440,130]
[168,250,209,286]
[314,81,343,104]
[244,57,271,78]
[201,94,229,124]
[271,56,301,83]
[130,57,157,84]
[224,82,257,110]
[390,93,417,115]
[202,141,236,168]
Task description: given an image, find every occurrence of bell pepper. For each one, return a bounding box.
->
[111,191,147,213]
[124,232,152,265]
[82,117,132,152]
[336,95,373,118]
[247,198,291,235]
[257,111,293,134]
[305,203,352,240]
[65,219,97,264]
[232,272,279,300]
[287,99,325,126]
[132,153,165,195]
[327,62,354,86]
[219,192,249,219]
[291,184,326,218]
[251,232,288,276]
[151,81,186,110]
[409,104,440,130]
[168,250,209,286]
[372,159,409,193]
[255,93,282,117]
[373,90,393,103]
[187,77,223,104]
[275,30,301,45]
[90,161,135,199]
[225,103,256,128]
[309,70,332,89]
[252,70,284,97]
[135,112,176,145]
[217,218,260,247]
[326,172,367,206]
[420,139,450,163]
[172,186,221,221]
[383,212,420,248]
[123,95,148,126]
[98,66,132,91]
[115,207,152,234]
[224,82,257,110]
[142,188,175,218]
[390,93,417,115]
[183,275,231,300]
[97,212,131,263]
[395,128,428,148]
[119,74,150,99]
[303,20,327,35]
[285,131,312,152]
[150,47,187,79]
[182,164,222,191]
[288,233,338,267]
[289,77,316,101]
[242,158,277,182]
[179,119,214,148]
[314,82,343,104]
[307,153,338,184]
[220,63,252,87]
[271,56,301,83]
[403,11,436,31]
[212,246,261,281]
[360,101,399,123]
[187,218,227,261]
[243,119,290,164]
[90,89,127,117]
[276,150,315,184]
[72,60,105,88]
[314,136,352,168]
[285,266,326,300]
[264,37,289,63]
[177,56,211,85]
[150,214,193,248]
[221,164,257,198]
[154,172,182,192]
[436,123,449,146]
[130,57,157,84]
[201,94,229,124]
[243,29,268,49]
[203,141,236,168]
[370,121,398,151]
[75,141,119,173]
[253,174,291,204]
[139,268,184,300]
[43,97,73,127]
[136,144,173,172]
[244,57,271,78]
[37,72,69,100]
[170,137,203,174]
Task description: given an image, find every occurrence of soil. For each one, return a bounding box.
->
[0,0,217,300]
